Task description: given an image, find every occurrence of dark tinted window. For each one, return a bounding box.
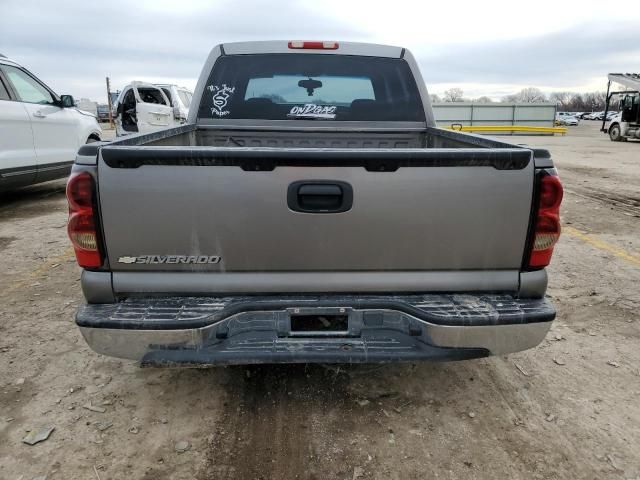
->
[199,54,425,122]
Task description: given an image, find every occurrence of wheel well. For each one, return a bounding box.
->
[608,123,619,132]
[87,133,101,143]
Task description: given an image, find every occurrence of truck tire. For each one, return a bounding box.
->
[609,124,623,142]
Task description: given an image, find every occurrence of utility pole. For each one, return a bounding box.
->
[106,76,114,129]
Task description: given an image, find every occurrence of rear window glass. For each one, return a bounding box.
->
[198,54,425,122]
[245,75,375,105]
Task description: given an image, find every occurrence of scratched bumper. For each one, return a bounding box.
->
[76,294,555,365]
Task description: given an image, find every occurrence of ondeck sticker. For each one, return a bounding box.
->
[288,104,336,119]
[207,84,235,116]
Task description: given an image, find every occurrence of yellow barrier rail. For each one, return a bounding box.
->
[445,124,567,135]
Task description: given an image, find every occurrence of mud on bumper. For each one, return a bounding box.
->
[76,294,555,365]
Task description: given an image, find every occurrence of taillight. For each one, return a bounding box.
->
[67,172,103,268]
[288,41,339,50]
[527,174,563,269]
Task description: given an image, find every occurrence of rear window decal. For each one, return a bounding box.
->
[288,104,337,119]
[207,84,235,116]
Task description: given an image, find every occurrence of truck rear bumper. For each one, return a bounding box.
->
[75,294,555,365]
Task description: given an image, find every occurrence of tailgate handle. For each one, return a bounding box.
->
[288,181,353,213]
[298,184,342,197]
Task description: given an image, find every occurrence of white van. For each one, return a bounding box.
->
[113,82,177,137]
[0,54,102,191]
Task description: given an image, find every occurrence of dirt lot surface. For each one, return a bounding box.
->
[1,123,639,480]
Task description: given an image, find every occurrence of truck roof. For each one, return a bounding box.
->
[608,73,640,91]
[221,40,404,58]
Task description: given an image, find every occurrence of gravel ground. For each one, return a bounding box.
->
[0,122,638,480]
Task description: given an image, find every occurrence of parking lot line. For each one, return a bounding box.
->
[564,225,640,267]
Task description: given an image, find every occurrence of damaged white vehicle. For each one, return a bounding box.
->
[155,84,193,124]
[113,82,177,137]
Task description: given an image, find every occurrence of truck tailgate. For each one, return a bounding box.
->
[97,147,533,283]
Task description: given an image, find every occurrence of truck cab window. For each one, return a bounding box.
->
[199,54,424,122]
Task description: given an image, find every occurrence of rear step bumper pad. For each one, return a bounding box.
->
[76,294,555,364]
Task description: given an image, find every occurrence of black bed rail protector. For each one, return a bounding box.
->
[76,294,555,331]
[100,146,531,171]
[76,141,111,157]
[77,124,198,157]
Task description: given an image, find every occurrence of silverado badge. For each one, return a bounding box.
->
[117,255,221,265]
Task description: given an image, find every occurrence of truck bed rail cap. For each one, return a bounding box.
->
[221,40,404,58]
[99,146,532,171]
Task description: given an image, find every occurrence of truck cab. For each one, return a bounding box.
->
[602,73,640,141]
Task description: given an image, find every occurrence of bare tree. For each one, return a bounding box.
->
[429,94,441,104]
[567,93,584,112]
[474,96,493,104]
[443,87,464,102]
[499,89,608,110]
[593,91,607,109]
[583,92,608,111]
[501,94,519,103]
[515,87,547,103]
[549,91,573,109]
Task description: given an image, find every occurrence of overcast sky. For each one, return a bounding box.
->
[1,0,639,102]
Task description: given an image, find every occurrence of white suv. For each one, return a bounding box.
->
[0,54,102,192]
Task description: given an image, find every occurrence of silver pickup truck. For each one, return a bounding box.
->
[67,41,563,365]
